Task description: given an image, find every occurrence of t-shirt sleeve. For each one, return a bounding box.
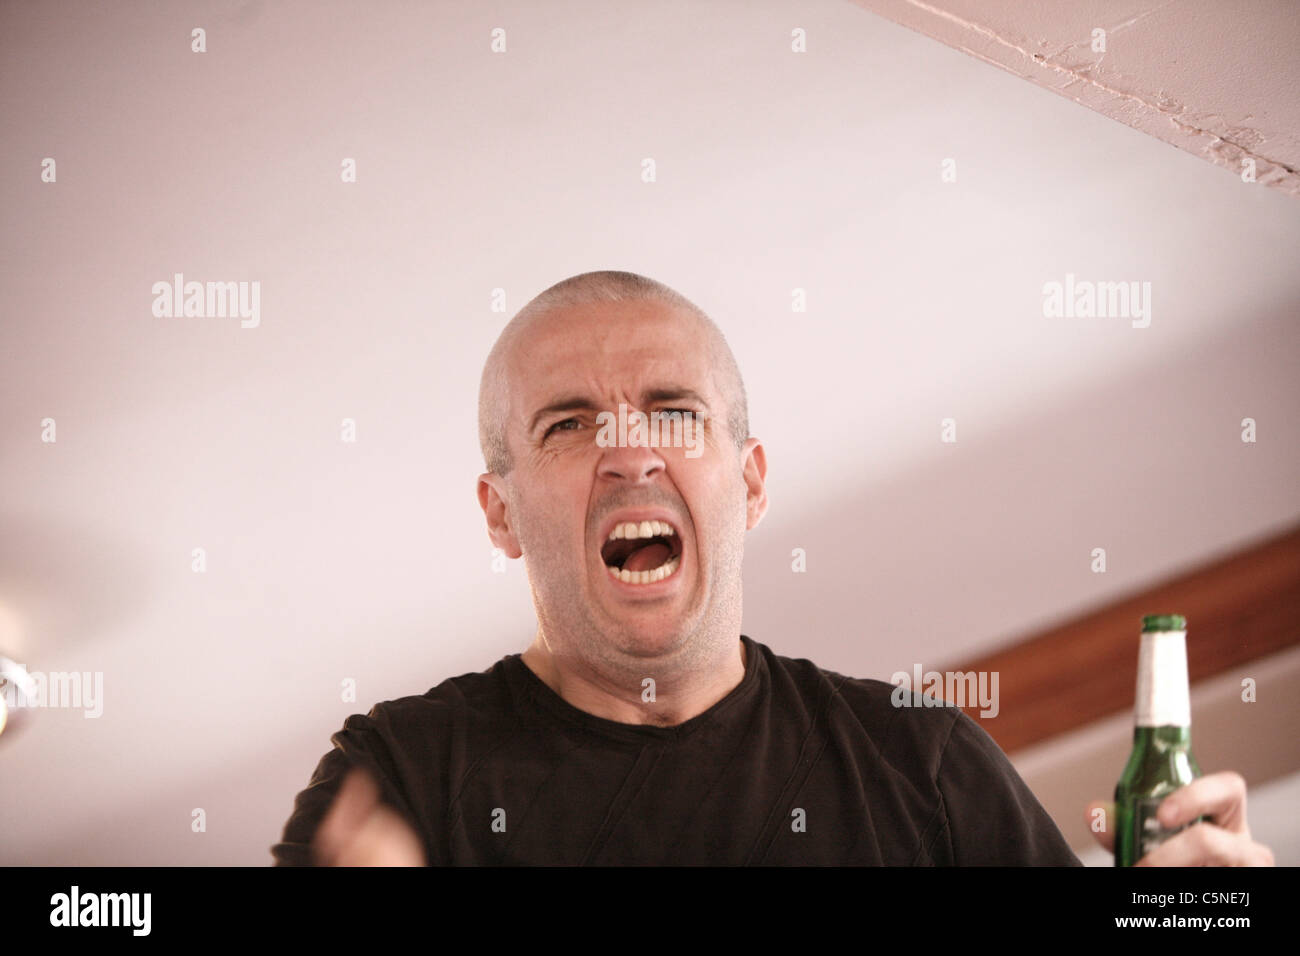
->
[270,708,421,866]
[936,709,1083,866]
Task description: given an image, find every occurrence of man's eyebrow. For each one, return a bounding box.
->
[641,387,711,412]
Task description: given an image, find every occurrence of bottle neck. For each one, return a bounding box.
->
[1135,629,1191,727]
[1131,725,1193,750]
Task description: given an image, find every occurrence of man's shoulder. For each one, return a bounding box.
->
[757,640,966,762]
[340,654,518,745]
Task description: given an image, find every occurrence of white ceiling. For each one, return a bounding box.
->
[1,0,1297,863]
[855,0,1300,198]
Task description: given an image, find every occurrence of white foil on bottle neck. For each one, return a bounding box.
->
[1136,630,1191,727]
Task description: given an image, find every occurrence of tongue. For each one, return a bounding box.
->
[623,541,671,572]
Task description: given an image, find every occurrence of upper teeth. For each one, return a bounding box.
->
[608,520,674,540]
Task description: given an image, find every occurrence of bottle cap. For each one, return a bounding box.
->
[1142,614,1186,632]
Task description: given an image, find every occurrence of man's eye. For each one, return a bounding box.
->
[545,418,581,437]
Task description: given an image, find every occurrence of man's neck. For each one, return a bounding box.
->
[520,636,747,727]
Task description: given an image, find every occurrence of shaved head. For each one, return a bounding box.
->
[474,270,769,707]
[477,271,749,476]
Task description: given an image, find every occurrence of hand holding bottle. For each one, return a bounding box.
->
[1092,616,1274,866]
[1086,771,1274,865]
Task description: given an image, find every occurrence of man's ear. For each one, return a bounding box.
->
[741,438,768,531]
[477,473,523,558]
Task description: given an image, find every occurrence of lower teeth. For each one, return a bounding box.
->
[607,555,680,584]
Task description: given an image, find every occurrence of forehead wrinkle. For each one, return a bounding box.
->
[514,315,711,415]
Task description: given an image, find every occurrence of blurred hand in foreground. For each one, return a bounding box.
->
[313,767,426,866]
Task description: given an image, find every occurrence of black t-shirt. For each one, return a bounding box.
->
[271,635,1082,865]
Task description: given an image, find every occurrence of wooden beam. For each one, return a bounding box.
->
[941,524,1300,753]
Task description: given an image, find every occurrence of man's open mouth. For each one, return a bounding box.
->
[600,520,683,584]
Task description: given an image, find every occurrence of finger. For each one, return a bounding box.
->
[314,768,381,865]
[1084,800,1115,853]
[1134,821,1271,867]
[1156,772,1249,834]
[333,806,426,867]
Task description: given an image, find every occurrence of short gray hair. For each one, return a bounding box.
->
[477,271,749,476]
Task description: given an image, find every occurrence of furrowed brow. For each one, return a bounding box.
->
[527,388,712,436]
[642,387,711,414]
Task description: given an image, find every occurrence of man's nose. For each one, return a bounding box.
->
[596,438,667,483]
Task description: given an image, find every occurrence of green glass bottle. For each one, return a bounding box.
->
[1113,614,1202,866]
